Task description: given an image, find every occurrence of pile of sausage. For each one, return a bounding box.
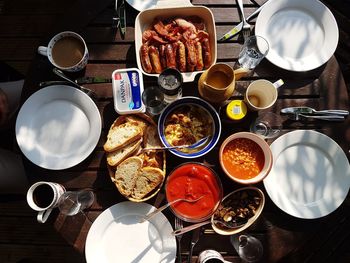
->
[140,16,212,74]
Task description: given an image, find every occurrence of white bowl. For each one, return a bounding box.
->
[134,0,217,82]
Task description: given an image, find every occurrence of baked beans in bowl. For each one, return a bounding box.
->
[219,132,273,184]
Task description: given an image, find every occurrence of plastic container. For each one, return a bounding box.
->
[226,100,247,121]
[112,68,145,114]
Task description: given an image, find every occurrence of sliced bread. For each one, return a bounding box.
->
[126,115,149,135]
[143,125,162,149]
[114,156,143,196]
[132,167,164,199]
[107,139,142,167]
[104,122,142,152]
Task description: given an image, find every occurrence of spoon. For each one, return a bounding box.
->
[52,68,98,99]
[172,218,247,236]
[139,195,205,223]
[142,136,210,152]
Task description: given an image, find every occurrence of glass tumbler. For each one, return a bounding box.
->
[238,35,269,69]
[250,112,282,139]
[58,189,94,216]
[231,234,263,262]
[142,86,166,115]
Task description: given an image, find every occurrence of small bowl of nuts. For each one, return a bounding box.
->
[211,187,265,235]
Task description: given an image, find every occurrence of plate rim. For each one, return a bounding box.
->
[85,201,176,263]
[15,85,101,170]
[126,0,157,12]
[263,130,350,219]
[255,0,339,71]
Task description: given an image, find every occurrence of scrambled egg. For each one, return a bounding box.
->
[164,105,213,152]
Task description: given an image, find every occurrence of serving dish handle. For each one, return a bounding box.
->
[155,0,192,8]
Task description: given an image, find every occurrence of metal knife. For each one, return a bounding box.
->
[218,0,270,42]
[281,107,349,116]
[119,0,126,39]
[75,76,112,84]
[188,228,201,263]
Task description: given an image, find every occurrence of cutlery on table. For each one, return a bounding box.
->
[52,68,98,100]
[118,0,126,39]
[237,0,251,40]
[281,106,349,116]
[172,218,247,236]
[139,195,204,223]
[289,113,345,122]
[141,136,210,152]
[188,228,201,263]
[175,217,183,263]
[75,76,112,84]
[218,0,270,41]
[112,0,120,32]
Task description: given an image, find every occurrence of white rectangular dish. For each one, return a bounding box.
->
[134,0,217,82]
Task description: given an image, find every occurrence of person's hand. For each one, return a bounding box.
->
[0,88,9,126]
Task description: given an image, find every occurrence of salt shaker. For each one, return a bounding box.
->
[158,68,183,104]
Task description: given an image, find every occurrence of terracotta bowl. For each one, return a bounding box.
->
[219,132,273,184]
[211,186,265,235]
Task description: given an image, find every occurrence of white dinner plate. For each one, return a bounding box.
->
[255,0,338,71]
[85,202,176,263]
[126,0,157,11]
[15,85,101,170]
[264,130,350,219]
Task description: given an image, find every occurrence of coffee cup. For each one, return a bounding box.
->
[244,79,284,111]
[197,249,227,263]
[26,181,66,223]
[198,63,249,104]
[38,31,89,72]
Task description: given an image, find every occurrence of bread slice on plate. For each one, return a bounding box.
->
[107,139,142,167]
[114,156,143,196]
[104,122,142,152]
[132,167,164,199]
[143,125,162,149]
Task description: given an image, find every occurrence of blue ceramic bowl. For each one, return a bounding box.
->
[158,97,221,158]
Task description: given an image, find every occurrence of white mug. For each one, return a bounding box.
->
[26,181,66,223]
[244,79,284,111]
[38,31,89,72]
[197,249,230,263]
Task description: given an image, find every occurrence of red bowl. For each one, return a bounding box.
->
[165,162,223,222]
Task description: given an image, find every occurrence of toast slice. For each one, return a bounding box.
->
[126,115,149,135]
[143,125,162,149]
[107,139,142,167]
[104,122,142,152]
[114,156,143,196]
[132,167,164,199]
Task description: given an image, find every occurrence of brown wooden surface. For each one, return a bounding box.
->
[1,0,350,262]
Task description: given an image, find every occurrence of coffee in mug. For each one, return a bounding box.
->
[27,181,66,223]
[38,31,89,72]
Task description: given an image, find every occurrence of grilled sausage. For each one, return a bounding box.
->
[202,38,212,69]
[165,43,176,69]
[185,41,197,72]
[149,46,162,73]
[159,45,167,69]
[195,41,204,71]
[177,41,186,72]
[140,44,152,73]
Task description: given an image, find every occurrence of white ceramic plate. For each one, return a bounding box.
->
[85,202,176,263]
[255,0,338,71]
[264,130,350,219]
[126,0,157,11]
[16,85,101,170]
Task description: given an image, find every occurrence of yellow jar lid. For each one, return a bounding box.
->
[226,100,247,121]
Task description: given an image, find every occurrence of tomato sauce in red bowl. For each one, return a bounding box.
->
[165,162,223,222]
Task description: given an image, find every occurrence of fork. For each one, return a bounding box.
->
[175,217,183,263]
[237,0,251,41]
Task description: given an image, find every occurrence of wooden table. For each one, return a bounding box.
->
[9,0,350,262]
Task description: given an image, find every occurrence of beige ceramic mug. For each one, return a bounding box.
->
[26,181,66,223]
[38,31,89,72]
[244,79,284,111]
[198,63,248,104]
